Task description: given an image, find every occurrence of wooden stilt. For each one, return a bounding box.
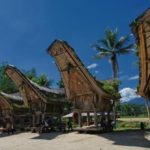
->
[94,111,98,128]
[78,112,82,127]
[87,112,90,126]
[32,114,36,127]
[113,101,116,126]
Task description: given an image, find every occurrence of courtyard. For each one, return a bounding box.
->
[0,131,150,150]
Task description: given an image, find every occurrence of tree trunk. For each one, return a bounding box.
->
[110,54,119,79]
[113,101,117,127]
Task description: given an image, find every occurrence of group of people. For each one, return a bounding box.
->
[59,120,73,132]
[39,117,53,133]
[99,117,114,132]
[39,117,73,133]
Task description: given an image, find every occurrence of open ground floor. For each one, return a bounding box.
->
[0,130,150,150]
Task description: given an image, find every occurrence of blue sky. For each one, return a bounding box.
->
[0,0,149,91]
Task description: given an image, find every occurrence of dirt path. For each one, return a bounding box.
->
[0,131,150,150]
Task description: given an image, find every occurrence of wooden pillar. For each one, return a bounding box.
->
[78,112,82,127]
[94,111,98,128]
[107,111,110,120]
[59,114,62,124]
[20,117,25,130]
[93,95,98,128]
[73,112,75,125]
[42,113,45,123]
[113,101,116,126]
[87,112,90,126]
[11,112,15,130]
[42,103,47,123]
[37,114,40,125]
[32,114,36,127]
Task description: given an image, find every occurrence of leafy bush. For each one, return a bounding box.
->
[101,79,121,98]
[116,120,140,129]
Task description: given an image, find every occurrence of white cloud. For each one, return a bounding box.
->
[128,75,139,81]
[87,63,98,69]
[119,87,141,102]
[130,33,134,37]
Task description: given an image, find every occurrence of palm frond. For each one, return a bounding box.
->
[92,27,134,79]
[116,44,134,54]
[115,35,130,49]
[97,39,111,49]
[105,28,118,48]
[96,51,111,59]
[92,44,110,52]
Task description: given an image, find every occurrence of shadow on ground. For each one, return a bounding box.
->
[99,129,150,149]
[0,131,24,138]
[31,131,66,140]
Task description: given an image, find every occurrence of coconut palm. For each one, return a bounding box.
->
[92,28,134,79]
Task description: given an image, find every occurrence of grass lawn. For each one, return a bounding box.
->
[115,117,150,131]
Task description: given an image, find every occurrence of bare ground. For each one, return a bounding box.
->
[0,130,150,150]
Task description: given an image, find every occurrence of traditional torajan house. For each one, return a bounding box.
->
[0,92,29,130]
[47,40,117,127]
[0,92,13,129]
[5,65,65,131]
[131,8,150,119]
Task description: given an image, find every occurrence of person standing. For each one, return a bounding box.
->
[67,120,73,131]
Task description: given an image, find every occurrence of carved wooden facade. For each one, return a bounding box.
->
[131,8,150,118]
[0,92,30,129]
[5,65,65,128]
[0,93,12,121]
[48,40,116,114]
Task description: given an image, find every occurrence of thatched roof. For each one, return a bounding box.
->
[29,80,65,95]
[130,8,150,37]
[0,93,12,109]
[1,92,22,101]
[130,7,150,26]
[0,92,30,113]
[0,92,26,110]
[5,65,65,106]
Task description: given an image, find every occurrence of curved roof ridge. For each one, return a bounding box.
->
[48,40,116,99]
[29,79,65,95]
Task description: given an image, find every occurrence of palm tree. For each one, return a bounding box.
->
[92,28,134,79]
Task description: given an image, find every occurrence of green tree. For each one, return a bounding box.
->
[57,78,64,88]
[0,63,52,94]
[102,79,120,98]
[92,28,134,78]
[37,74,52,87]
[24,68,37,83]
[24,68,52,87]
[0,63,18,93]
[116,103,147,117]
